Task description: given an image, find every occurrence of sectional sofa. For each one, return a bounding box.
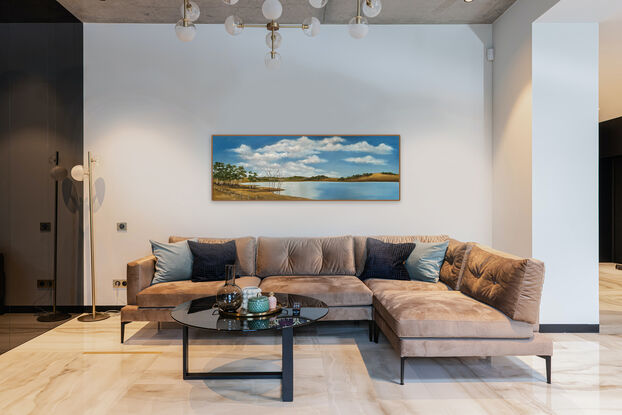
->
[121,235,552,384]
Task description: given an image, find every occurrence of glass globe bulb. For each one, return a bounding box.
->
[265,31,282,49]
[265,51,282,70]
[223,0,239,4]
[362,0,382,18]
[262,0,283,20]
[302,16,320,37]
[175,20,196,42]
[348,16,368,39]
[224,15,243,36]
[309,0,327,8]
[180,0,200,22]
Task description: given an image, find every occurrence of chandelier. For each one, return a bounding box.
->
[174,0,383,69]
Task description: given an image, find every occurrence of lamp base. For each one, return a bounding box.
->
[78,312,110,322]
[37,311,72,322]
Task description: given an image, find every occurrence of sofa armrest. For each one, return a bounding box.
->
[127,255,156,305]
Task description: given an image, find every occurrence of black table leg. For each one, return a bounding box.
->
[282,326,294,402]
[182,325,295,401]
[183,325,189,379]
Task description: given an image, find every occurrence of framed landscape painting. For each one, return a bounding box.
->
[212,135,400,201]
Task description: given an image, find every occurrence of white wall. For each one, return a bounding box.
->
[84,24,493,305]
[532,22,600,325]
[491,0,559,258]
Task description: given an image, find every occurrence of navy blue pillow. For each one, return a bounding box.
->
[188,240,237,282]
[360,238,416,281]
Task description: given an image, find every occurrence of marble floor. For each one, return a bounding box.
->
[0,268,620,415]
[0,312,77,354]
[599,263,622,334]
[0,314,621,415]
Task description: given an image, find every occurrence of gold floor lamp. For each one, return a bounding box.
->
[72,152,109,322]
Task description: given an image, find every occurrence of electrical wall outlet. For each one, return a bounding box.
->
[37,279,54,289]
[117,222,127,232]
[112,279,127,288]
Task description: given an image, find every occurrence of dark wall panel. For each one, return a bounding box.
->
[0,21,83,306]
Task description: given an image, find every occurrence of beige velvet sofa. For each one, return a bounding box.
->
[121,235,552,385]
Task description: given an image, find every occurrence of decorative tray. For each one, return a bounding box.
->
[219,304,283,318]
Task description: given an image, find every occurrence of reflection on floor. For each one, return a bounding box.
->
[0,314,621,414]
[600,263,622,334]
[0,312,78,354]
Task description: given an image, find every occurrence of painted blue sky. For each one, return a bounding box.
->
[213,135,399,178]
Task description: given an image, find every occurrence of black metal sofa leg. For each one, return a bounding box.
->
[121,321,129,343]
[400,357,406,385]
[368,320,374,342]
[373,321,379,343]
[538,355,552,384]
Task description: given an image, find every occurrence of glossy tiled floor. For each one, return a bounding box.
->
[0,312,77,354]
[0,269,620,414]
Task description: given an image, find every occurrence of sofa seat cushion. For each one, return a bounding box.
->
[259,275,372,307]
[136,276,261,308]
[365,278,451,293]
[373,290,534,339]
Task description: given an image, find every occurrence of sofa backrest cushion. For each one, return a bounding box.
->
[353,235,449,276]
[459,244,545,325]
[169,236,256,276]
[256,236,355,277]
[439,239,472,290]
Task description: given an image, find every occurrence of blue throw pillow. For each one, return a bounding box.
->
[359,238,416,280]
[150,239,196,285]
[405,240,450,283]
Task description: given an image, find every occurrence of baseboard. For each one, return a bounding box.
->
[1,305,123,314]
[539,324,599,333]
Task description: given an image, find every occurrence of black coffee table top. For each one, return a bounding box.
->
[171,293,329,332]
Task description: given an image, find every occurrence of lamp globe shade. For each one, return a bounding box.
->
[71,165,85,182]
[175,20,196,41]
[265,52,282,70]
[309,0,327,8]
[50,166,68,180]
[348,16,368,39]
[265,31,282,49]
[303,17,321,37]
[362,0,382,18]
[180,0,200,21]
[225,15,244,35]
[262,0,283,20]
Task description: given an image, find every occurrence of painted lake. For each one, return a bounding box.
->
[244,181,399,200]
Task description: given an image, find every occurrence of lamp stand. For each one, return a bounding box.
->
[38,152,71,323]
[78,152,109,322]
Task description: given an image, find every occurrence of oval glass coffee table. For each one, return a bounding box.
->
[171,293,329,402]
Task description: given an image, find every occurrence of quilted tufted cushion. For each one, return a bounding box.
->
[256,236,355,277]
[169,236,256,276]
[459,245,545,325]
[353,235,449,276]
[439,239,472,290]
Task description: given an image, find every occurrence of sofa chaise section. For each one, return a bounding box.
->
[371,240,553,385]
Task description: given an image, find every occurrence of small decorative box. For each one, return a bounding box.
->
[247,296,270,313]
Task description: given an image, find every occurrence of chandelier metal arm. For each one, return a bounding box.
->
[237,23,309,30]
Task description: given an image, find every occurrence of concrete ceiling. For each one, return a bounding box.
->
[56,0,517,24]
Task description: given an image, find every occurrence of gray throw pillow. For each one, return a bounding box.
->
[150,239,196,285]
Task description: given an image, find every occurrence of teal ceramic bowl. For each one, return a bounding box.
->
[247,296,270,313]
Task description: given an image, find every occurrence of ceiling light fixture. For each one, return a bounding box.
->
[175,0,198,42]
[220,0,381,67]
